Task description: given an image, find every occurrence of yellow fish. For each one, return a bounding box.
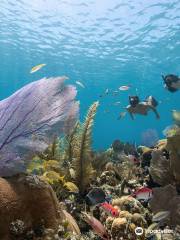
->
[64,182,79,193]
[30,63,46,73]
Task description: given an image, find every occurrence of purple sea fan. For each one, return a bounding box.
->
[141,128,159,147]
[0,76,79,176]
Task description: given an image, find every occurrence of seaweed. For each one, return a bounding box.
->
[64,121,80,164]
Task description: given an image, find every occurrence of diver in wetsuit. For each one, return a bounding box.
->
[126,96,160,120]
[162,74,180,92]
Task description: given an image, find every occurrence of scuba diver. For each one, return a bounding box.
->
[162,74,180,92]
[126,96,160,120]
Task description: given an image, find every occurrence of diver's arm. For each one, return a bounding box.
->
[126,106,134,120]
[150,106,160,119]
[129,112,134,120]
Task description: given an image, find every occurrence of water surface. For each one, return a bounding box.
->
[0,0,180,149]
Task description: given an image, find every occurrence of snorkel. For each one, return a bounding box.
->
[162,75,168,89]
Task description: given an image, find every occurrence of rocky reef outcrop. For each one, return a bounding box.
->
[0,174,63,240]
[149,129,180,188]
[149,149,174,186]
[149,184,180,226]
[166,133,180,187]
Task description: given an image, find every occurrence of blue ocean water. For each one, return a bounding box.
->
[0,0,179,150]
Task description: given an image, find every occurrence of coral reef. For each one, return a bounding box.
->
[110,139,137,161]
[0,174,63,240]
[0,90,180,240]
[110,217,128,240]
[29,101,99,197]
[27,141,80,200]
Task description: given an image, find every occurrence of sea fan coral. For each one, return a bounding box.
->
[0,76,79,176]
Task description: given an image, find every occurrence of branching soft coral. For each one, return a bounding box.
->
[27,101,99,196]
[72,101,99,195]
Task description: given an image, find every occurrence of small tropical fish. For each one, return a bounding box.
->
[109,102,121,106]
[81,212,110,240]
[113,90,119,94]
[105,88,109,94]
[30,63,46,73]
[119,85,131,91]
[152,211,170,222]
[113,101,121,106]
[138,146,152,154]
[128,155,140,164]
[99,202,119,217]
[86,188,106,205]
[76,81,85,88]
[117,111,126,119]
[63,182,79,193]
[63,209,81,235]
[132,187,153,201]
[99,89,109,98]
[69,168,76,179]
[105,195,113,203]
